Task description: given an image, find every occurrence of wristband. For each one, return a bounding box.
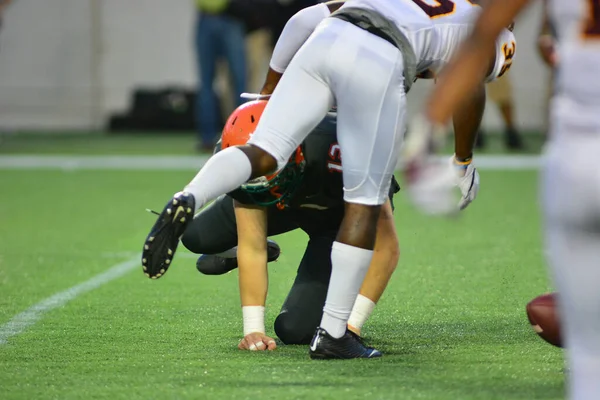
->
[242,306,265,335]
[454,155,473,165]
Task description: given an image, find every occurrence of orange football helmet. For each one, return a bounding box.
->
[221,100,305,209]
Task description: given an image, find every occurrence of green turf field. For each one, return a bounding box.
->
[0,135,564,400]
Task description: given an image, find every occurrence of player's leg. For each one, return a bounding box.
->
[193,239,281,275]
[276,198,400,343]
[185,33,336,211]
[274,235,335,345]
[349,199,400,335]
[487,76,523,149]
[142,27,336,279]
[543,136,600,400]
[181,195,241,275]
[181,195,238,256]
[181,196,295,275]
[309,19,406,359]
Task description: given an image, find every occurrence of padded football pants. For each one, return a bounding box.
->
[246,17,406,205]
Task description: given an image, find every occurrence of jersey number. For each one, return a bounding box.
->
[497,41,516,78]
[411,0,479,19]
[583,0,600,37]
[411,0,455,18]
[327,144,342,173]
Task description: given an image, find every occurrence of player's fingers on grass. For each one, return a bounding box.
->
[266,338,277,351]
[251,340,266,351]
[238,337,250,350]
[240,333,268,351]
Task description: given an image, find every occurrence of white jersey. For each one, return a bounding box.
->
[548,0,600,133]
[271,0,516,83]
[342,0,515,80]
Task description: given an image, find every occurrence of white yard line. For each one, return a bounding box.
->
[0,257,139,345]
[0,155,210,170]
[0,154,542,171]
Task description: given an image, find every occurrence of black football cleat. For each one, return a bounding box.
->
[142,192,195,279]
[309,327,382,360]
[195,239,281,275]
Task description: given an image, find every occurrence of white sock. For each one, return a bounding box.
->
[184,147,252,212]
[348,294,376,334]
[320,242,374,339]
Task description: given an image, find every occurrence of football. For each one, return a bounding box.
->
[526,292,562,348]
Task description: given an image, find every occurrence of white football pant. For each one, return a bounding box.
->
[248,17,407,206]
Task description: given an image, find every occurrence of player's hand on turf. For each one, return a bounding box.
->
[238,332,277,351]
[451,156,479,210]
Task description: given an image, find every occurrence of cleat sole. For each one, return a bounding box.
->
[141,192,195,279]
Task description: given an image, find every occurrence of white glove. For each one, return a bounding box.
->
[452,156,479,210]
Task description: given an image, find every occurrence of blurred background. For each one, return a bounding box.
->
[0,0,551,154]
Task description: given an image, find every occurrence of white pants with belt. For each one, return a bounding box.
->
[248,17,407,206]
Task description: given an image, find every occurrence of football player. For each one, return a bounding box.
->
[142,0,515,359]
[405,0,600,398]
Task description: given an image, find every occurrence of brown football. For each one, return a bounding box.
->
[526,292,562,348]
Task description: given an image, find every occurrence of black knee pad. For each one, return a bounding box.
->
[180,230,202,254]
[274,311,317,345]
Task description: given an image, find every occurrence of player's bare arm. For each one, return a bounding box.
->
[260,68,283,96]
[426,0,531,126]
[234,200,277,351]
[452,82,486,161]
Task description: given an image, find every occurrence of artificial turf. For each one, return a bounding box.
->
[0,165,564,399]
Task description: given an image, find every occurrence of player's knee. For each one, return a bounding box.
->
[346,202,382,222]
[181,230,203,254]
[240,144,278,178]
[338,203,382,249]
[274,312,315,345]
